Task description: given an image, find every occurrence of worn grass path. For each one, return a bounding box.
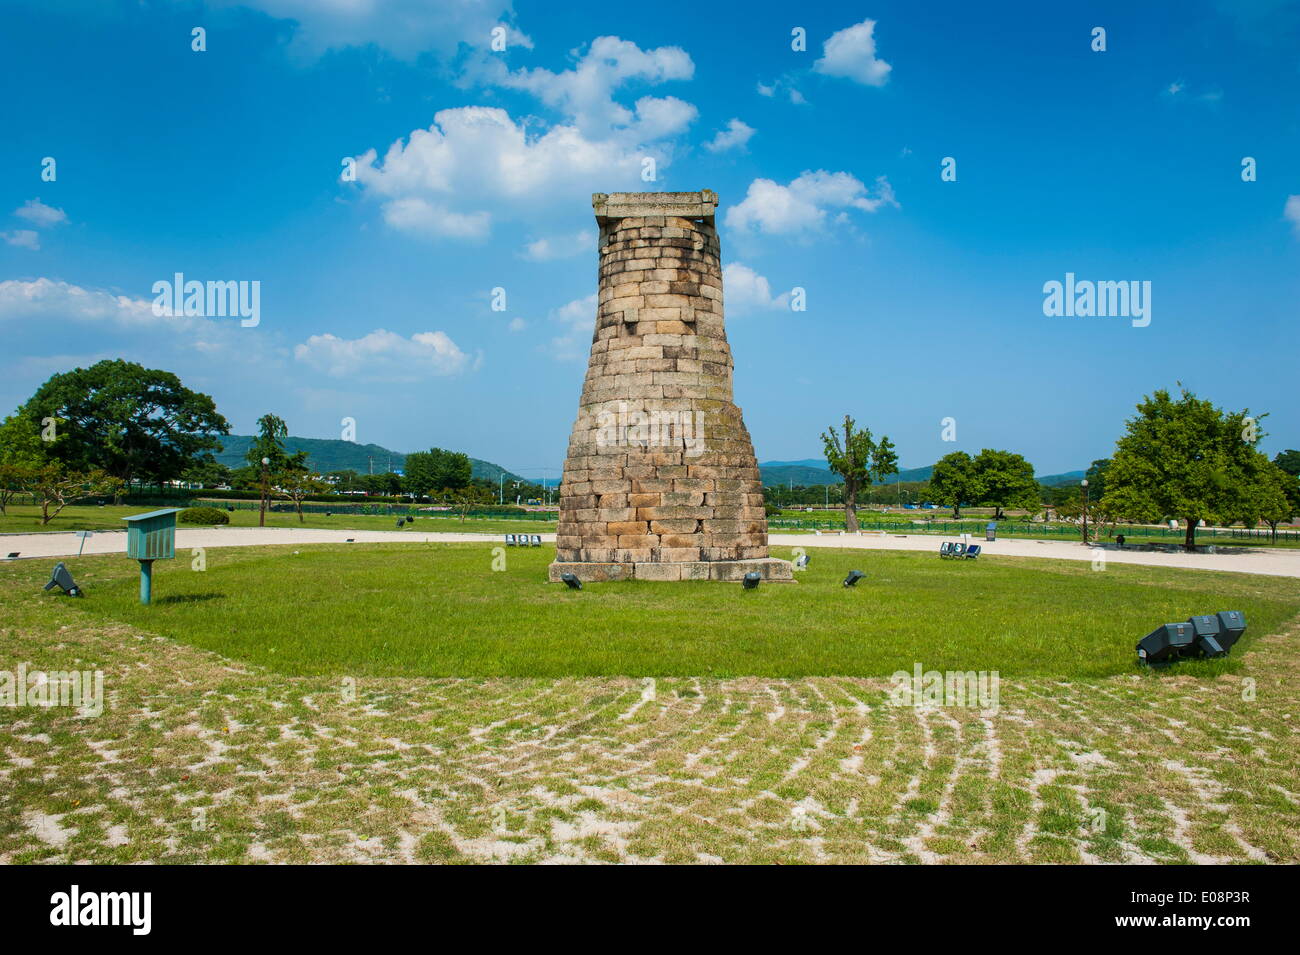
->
[1,559,1296,863]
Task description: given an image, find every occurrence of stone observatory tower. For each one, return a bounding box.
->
[548,190,792,583]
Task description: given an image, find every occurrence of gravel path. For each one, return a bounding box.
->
[4,526,1299,578]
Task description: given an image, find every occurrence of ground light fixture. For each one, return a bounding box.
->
[794,553,810,569]
[1215,610,1247,651]
[843,570,865,587]
[1187,614,1227,658]
[560,573,582,590]
[1136,611,1246,666]
[742,572,761,590]
[44,562,83,597]
[1136,622,1195,666]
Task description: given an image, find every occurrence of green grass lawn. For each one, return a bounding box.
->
[0,503,557,536]
[13,542,1295,680]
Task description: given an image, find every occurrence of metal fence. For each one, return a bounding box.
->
[769,518,1300,542]
[199,499,559,521]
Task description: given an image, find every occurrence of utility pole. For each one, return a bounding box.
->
[259,456,270,527]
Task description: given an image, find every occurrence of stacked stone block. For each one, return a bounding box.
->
[548,191,792,583]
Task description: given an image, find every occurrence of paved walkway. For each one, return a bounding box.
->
[3,526,1299,578]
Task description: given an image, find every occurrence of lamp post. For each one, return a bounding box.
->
[259,456,270,527]
[1080,478,1089,544]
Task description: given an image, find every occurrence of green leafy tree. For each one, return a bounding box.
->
[246,413,289,471]
[247,414,291,526]
[0,414,50,514]
[821,415,895,532]
[930,451,982,519]
[20,359,229,486]
[1103,386,1277,550]
[1242,459,1294,540]
[1274,450,1300,478]
[274,454,326,523]
[360,471,403,496]
[181,457,231,488]
[404,448,471,496]
[28,464,123,525]
[449,484,494,522]
[1084,458,1111,500]
[228,465,261,491]
[972,449,1040,520]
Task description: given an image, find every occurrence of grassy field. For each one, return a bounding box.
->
[770,508,1300,548]
[6,543,1296,680]
[1,545,1296,864]
[0,503,557,537]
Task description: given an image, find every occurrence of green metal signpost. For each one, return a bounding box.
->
[121,508,181,605]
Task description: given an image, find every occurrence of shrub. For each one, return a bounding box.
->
[179,506,230,525]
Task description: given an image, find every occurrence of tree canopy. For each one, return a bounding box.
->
[19,359,229,486]
[972,448,1039,519]
[821,415,896,531]
[403,448,472,496]
[1103,386,1284,549]
[929,451,981,519]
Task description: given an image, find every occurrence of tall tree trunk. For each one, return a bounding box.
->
[844,480,859,532]
[1184,517,1197,551]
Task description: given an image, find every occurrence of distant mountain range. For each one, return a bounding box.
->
[758,459,1085,488]
[213,437,1085,491]
[214,435,527,485]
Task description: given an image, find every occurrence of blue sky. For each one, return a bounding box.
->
[2,0,1298,483]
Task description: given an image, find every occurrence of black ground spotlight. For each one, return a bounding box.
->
[1187,614,1227,658]
[794,553,810,569]
[560,573,582,590]
[43,562,83,597]
[742,571,761,590]
[843,570,865,587]
[1215,610,1247,651]
[1136,621,1195,666]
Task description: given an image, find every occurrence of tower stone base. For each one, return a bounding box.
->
[548,190,792,584]
[549,557,793,583]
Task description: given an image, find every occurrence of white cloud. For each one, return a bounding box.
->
[0,278,158,326]
[1163,80,1223,105]
[548,293,597,360]
[722,263,789,314]
[725,170,897,236]
[479,35,695,139]
[2,230,40,250]
[351,106,656,240]
[215,0,530,60]
[520,229,594,261]
[14,199,67,228]
[380,196,491,240]
[0,278,276,368]
[814,19,892,87]
[508,317,527,332]
[293,328,468,380]
[704,119,755,153]
[755,79,807,105]
[1285,195,1300,235]
[350,37,700,240]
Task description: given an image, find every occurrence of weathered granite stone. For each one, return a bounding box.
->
[549,190,792,583]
